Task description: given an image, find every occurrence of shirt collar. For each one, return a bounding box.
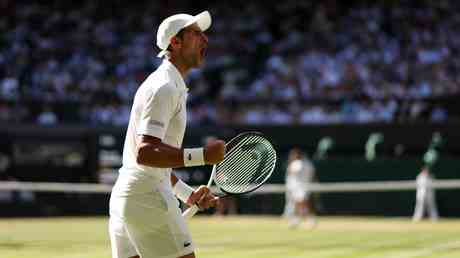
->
[161,59,189,92]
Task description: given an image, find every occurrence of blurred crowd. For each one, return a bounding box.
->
[1,0,459,126]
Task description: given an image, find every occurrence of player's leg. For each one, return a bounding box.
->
[412,194,424,221]
[412,201,423,221]
[426,192,439,221]
[289,200,304,228]
[109,215,139,258]
[289,188,308,228]
[123,185,196,258]
[178,253,195,258]
[304,198,317,228]
[297,199,308,217]
[285,189,298,227]
[109,194,139,258]
[283,190,294,218]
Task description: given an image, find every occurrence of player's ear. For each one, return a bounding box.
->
[169,36,182,51]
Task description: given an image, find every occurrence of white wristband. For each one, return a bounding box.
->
[173,180,194,203]
[183,147,205,167]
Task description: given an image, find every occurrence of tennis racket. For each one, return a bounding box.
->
[182,131,277,219]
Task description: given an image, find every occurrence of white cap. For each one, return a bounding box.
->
[156,10,212,58]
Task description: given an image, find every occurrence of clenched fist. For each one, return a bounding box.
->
[204,139,225,165]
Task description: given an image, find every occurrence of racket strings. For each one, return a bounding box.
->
[220,153,274,192]
[215,135,276,194]
[221,142,273,185]
[218,136,263,178]
[219,158,274,193]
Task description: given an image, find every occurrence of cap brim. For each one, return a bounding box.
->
[185,10,211,32]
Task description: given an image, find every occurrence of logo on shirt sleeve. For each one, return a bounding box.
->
[148,120,164,128]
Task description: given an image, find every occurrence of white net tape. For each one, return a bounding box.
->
[1,179,460,194]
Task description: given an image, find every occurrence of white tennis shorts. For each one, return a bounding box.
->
[288,188,310,202]
[109,179,194,258]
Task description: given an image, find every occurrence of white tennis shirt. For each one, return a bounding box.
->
[286,158,314,191]
[115,59,188,194]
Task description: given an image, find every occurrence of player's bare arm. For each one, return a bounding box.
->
[136,135,223,210]
[136,135,225,168]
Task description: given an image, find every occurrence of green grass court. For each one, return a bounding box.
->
[2,216,460,258]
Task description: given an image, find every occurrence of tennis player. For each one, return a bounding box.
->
[109,11,225,258]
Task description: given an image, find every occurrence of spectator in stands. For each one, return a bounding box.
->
[1,1,460,125]
[37,105,58,125]
[430,105,448,123]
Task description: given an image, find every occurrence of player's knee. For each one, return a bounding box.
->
[178,252,195,258]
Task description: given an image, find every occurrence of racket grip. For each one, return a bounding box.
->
[182,204,200,219]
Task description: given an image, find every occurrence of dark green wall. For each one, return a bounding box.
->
[0,124,459,217]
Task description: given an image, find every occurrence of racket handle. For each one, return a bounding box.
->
[183,165,217,219]
[182,205,200,219]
